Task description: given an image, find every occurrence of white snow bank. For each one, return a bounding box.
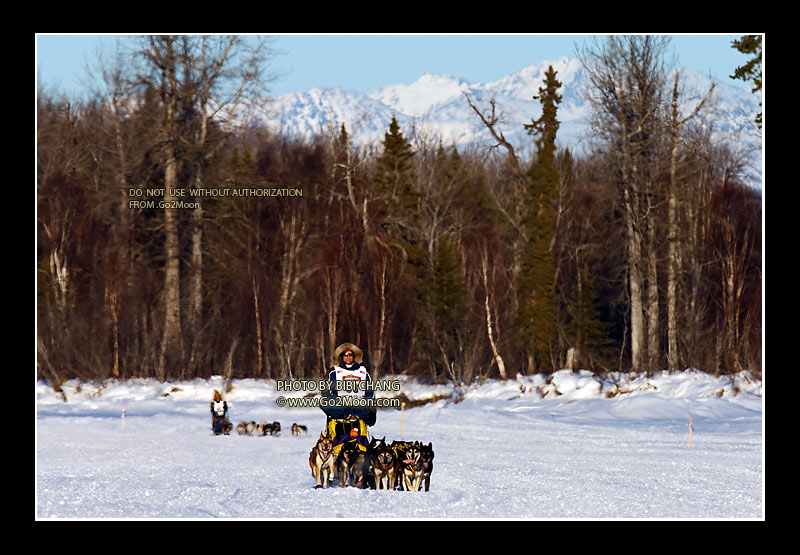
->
[36,369,763,519]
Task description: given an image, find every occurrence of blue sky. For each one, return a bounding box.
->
[36,34,753,98]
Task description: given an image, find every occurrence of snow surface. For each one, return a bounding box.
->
[35,370,763,520]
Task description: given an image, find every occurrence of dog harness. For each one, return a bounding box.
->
[393,445,420,470]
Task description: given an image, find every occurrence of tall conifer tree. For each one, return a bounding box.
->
[731,35,763,129]
[374,115,415,206]
[518,65,562,371]
[374,116,426,296]
[566,265,612,369]
[432,233,469,346]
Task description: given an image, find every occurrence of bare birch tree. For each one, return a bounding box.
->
[180,35,278,374]
[131,35,279,380]
[136,35,183,381]
[580,35,669,372]
[666,70,714,371]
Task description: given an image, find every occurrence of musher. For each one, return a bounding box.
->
[321,342,376,453]
[210,389,231,435]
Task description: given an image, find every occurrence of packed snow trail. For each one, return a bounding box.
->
[36,372,763,519]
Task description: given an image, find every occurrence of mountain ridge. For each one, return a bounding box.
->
[256,55,761,179]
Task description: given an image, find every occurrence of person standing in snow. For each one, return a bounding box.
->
[210,389,231,435]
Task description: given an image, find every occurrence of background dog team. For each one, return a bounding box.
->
[233,421,309,437]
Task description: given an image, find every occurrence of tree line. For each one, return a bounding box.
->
[36,35,762,388]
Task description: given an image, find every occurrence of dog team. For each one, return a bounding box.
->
[236,420,281,437]
[211,384,434,491]
[234,421,308,437]
[309,433,434,491]
[210,389,307,438]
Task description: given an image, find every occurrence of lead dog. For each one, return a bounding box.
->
[309,432,336,489]
[394,441,423,491]
[348,436,384,490]
[369,436,387,451]
[372,441,398,490]
[364,436,387,488]
[335,441,361,487]
[419,442,435,491]
[350,448,373,489]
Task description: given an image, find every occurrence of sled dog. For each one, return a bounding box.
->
[369,436,387,451]
[255,421,281,436]
[237,421,256,436]
[361,436,386,489]
[419,442,435,491]
[396,441,423,491]
[372,441,398,490]
[336,441,360,487]
[291,423,308,437]
[350,448,372,489]
[309,432,336,488]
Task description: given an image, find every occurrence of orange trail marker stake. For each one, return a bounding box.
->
[400,402,406,440]
[688,417,693,448]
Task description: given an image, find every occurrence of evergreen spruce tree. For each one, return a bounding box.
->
[338,122,349,151]
[230,146,255,182]
[565,265,612,369]
[424,232,471,381]
[731,35,763,129]
[438,145,495,226]
[432,233,469,344]
[373,116,426,297]
[334,122,354,166]
[374,115,416,205]
[518,65,562,371]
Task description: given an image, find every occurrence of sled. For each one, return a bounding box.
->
[326,414,369,455]
[212,417,232,435]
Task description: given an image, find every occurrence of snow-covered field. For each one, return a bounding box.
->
[35,370,763,520]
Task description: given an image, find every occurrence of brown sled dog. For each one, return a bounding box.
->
[309,431,336,489]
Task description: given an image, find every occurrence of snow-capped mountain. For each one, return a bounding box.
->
[258,56,761,177]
